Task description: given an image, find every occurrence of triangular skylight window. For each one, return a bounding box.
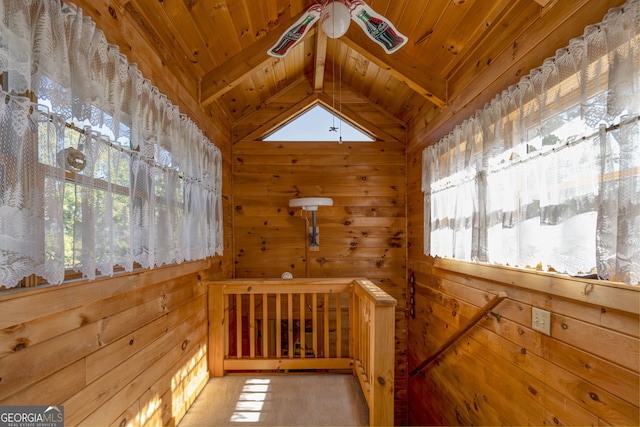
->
[263,105,374,142]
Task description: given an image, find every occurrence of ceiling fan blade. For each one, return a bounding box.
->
[267,7,322,58]
[350,2,408,54]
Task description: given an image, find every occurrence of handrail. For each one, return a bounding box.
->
[409,291,508,377]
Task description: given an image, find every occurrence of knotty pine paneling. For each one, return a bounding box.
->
[406,2,637,423]
[1,2,235,426]
[0,260,227,426]
[406,257,640,426]
[232,98,409,423]
[407,2,640,425]
[407,118,639,427]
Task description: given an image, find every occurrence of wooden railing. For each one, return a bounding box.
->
[208,278,396,427]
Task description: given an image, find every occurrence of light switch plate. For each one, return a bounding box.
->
[532,307,551,335]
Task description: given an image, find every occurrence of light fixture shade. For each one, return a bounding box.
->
[320,1,351,39]
[289,197,334,211]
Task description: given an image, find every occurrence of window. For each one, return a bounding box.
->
[0,1,222,289]
[263,105,374,142]
[422,1,640,285]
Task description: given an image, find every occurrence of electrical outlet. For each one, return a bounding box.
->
[532,307,551,335]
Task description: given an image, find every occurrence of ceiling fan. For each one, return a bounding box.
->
[268,0,408,58]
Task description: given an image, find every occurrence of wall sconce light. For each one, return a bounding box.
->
[289,197,333,247]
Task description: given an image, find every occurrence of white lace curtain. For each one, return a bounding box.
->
[0,0,223,288]
[423,0,640,284]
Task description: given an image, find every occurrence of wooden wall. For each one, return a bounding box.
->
[231,78,409,425]
[405,257,639,425]
[6,1,635,426]
[407,116,640,425]
[0,261,229,426]
[0,1,235,426]
[405,1,639,425]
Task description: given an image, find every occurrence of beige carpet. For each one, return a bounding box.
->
[178,373,369,427]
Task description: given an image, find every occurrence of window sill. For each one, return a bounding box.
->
[430,256,639,315]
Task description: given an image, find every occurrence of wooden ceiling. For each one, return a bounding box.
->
[80,0,621,137]
[196,0,542,124]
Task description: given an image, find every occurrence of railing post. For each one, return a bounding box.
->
[208,283,225,377]
[351,279,397,427]
[370,303,395,427]
[349,284,356,372]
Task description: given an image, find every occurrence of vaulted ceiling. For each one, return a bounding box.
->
[77,0,622,141]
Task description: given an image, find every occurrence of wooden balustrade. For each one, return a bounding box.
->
[351,278,397,426]
[208,278,396,427]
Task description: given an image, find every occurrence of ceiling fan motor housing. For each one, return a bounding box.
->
[320,1,351,39]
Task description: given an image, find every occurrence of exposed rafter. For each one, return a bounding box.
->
[341,26,447,108]
[316,93,401,143]
[313,27,328,92]
[200,13,316,107]
[240,94,319,142]
[236,88,403,144]
[201,7,447,111]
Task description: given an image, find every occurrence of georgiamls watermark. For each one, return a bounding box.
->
[0,406,64,427]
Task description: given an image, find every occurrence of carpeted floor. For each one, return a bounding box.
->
[178,373,369,427]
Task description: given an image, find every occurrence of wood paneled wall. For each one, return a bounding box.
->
[231,78,409,424]
[407,123,639,425]
[405,258,639,425]
[0,1,234,426]
[405,1,639,423]
[0,260,229,426]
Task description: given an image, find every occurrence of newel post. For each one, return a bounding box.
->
[370,301,395,426]
[208,282,225,377]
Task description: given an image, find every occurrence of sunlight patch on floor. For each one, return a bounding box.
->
[230,379,271,423]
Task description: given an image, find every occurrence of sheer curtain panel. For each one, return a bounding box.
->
[422,0,640,285]
[0,0,223,288]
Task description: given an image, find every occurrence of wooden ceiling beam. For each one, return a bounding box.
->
[313,28,328,92]
[342,26,447,108]
[234,75,311,127]
[238,91,401,143]
[322,71,407,128]
[240,93,320,142]
[200,13,316,107]
[234,75,406,143]
[317,94,401,143]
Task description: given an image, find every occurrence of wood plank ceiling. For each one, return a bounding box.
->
[108,0,557,133]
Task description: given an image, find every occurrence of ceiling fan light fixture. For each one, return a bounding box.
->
[268,0,408,57]
[320,1,351,39]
